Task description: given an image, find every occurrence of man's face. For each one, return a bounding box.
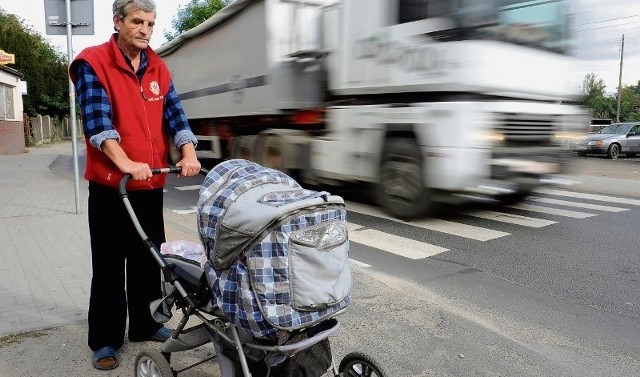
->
[113,9,155,53]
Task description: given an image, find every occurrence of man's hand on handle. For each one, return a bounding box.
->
[176,142,201,177]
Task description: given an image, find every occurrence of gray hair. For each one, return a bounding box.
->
[112,0,156,20]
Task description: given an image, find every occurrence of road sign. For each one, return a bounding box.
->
[44,0,94,35]
[0,50,16,65]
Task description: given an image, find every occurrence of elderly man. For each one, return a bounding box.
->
[70,0,201,370]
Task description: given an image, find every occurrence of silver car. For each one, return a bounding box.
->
[573,122,640,159]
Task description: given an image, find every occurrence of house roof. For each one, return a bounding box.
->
[0,64,23,79]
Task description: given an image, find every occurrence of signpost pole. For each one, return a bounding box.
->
[65,0,81,214]
[44,0,93,214]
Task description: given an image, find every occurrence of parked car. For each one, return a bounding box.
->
[573,122,640,159]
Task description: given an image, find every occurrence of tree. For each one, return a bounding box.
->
[164,0,232,42]
[580,73,615,120]
[618,86,640,122]
[631,80,640,97]
[579,73,640,122]
[0,10,69,118]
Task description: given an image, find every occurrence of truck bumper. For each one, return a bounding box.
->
[453,147,572,199]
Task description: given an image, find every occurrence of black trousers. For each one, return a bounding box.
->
[87,182,165,351]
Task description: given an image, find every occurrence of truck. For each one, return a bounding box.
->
[156,0,589,219]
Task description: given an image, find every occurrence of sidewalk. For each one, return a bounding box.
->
[0,141,212,376]
[0,141,90,336]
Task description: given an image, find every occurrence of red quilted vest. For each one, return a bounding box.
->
[70,34,170,190]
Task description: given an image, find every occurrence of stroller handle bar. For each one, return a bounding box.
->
[118,166,210,318]
[118,166,210,197]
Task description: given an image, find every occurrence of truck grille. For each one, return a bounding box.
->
[496,113,554,146]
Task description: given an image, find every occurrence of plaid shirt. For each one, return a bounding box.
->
[73,49,197,151]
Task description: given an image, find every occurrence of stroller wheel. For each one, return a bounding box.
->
[134,348,175,377]
[338,352,388,377]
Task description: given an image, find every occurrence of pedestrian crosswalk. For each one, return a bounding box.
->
[167,184,640,262]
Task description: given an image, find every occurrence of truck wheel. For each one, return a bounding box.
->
[256,134,290,175]
[231,135,257,161]
[498,190,531,205]
[607,144,620,159]
[134,349,174,377]
[376,138,432,219]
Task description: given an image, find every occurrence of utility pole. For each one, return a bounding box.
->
[616,34,624,123]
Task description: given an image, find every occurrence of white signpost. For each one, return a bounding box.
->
[44,0,94,214]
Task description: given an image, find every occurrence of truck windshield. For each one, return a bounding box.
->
[399,0,571,54]
[473,0,570,54]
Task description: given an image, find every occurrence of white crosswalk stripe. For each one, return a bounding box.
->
[411,218,510,241]
[464,210,557,228]
[530,197,629,212]
[175,185,202,191]
[538,189,640,206]
[172,206,197,215]
[508,203,596,218]
[347,223,448,259]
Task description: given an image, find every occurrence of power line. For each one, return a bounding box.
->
[574,26,640,38]
[576,13,640,27]
[575,20,640,32]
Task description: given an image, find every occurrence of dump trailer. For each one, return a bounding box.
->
[157,0,589,219]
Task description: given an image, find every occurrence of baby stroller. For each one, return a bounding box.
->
[119,160,388,377]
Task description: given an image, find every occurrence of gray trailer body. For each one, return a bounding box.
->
[156,0,331,120]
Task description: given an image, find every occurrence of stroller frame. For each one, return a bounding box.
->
[120,167,387,377]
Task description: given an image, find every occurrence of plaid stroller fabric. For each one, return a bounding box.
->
[198,159,352,339]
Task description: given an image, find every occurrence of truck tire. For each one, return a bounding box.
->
[376,138,432,219]
[231,135,258,161]
[256,134,290,175]
[497,190,531,205]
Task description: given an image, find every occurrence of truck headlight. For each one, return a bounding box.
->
[554,131,583,145]
[478,130,505,146]
[470,128,505,147]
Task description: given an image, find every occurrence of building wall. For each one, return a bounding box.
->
[0,66,25,155]
[0,120,26,155]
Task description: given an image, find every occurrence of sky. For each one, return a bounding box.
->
[1,0,640,94]
[570,0,640,93]
[0,0,193,52]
